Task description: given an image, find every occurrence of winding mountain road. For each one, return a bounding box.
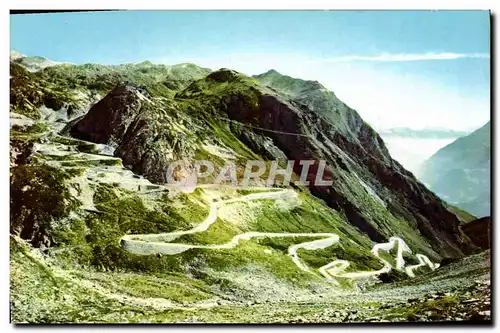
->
[120,187,439,284]
[33,135,440,285]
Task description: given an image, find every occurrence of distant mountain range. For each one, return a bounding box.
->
[418,122,491,217]
[379,127,470,139]
[10,50,66,72]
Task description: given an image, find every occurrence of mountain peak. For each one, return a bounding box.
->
[10,51,62,72]
[254,69,331,93]
[262,68,280,75]
[207,68,243,82]
[10,50,25,60]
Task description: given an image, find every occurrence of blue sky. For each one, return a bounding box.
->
[10,10,490,131]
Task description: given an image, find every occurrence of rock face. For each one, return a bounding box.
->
[10,164,77,247]
[418,122,490,217]
[10,139,35,166]
[460,217,491,249]
[253,69,378,143]
[115,97,200,184]
[70,85,146,146]
[70,68,474,258]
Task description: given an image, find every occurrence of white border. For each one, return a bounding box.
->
[2,0,499,10]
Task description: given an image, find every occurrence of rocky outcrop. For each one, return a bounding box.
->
[115,103,199,184]
[11,50,63,72]
[70,85,146,146]
[10,164,77,247]
[10,139,35,166]
[460,217,491,250]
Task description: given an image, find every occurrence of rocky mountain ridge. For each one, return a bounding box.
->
[10,50,66,72]
[69,67,472,257]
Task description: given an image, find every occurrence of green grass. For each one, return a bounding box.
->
[298,242,385,272]
[11,122,49,135]
[46,184,226,279]
[207,120,261,160]
[49,136,101,154]
[188,241,319,287]
[38,61,210,99]
[177,70,262,113]
[165,188,383,285]
[174,217,242,245]
[171,191,210,225]
[10,238,147,323]
[70,271,212,303]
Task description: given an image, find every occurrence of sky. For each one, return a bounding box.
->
[10,10,491,132]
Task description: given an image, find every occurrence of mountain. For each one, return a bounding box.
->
[10,50,64,72]
[10,59,487,323]
[68,68,473,256]
[378,128,468,175]
[253,69,365,139]
[10,50,25,60]
[418,122,491,217]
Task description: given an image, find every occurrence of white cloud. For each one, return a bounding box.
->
[314,52,490,63]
